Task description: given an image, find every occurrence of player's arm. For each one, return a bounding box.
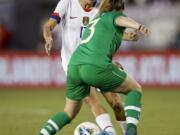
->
[43,0,68,56]
[115,16,150,36]
[123,30,139,41]
[43,18,57,56]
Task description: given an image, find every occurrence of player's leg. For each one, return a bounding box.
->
[84,87,106,117]
[100,61,127,134]
[39,65,87,135]
[39,98,82,135]
[84,62,126,133]
[113,74,142,135]
[103,92,126,121]
[92,64,141,135]
[102,92,127,134]
[84,87,117,134]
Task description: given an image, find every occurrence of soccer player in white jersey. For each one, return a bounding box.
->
[41,0,138,134]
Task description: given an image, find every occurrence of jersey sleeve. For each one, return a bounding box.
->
[50,0,69,24]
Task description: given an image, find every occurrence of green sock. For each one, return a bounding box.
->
[125,90,142,127]
[39,112,71,135]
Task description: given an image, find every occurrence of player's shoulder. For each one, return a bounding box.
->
[100,11,120,21]
[104,11,124,17]
[102,11,126,23]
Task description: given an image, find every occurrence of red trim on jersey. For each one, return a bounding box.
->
[84,8,92,12]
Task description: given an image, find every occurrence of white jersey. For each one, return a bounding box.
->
[51,0,98,73]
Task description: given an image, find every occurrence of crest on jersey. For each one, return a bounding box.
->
[82,16,90,26]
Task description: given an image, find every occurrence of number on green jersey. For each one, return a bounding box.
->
[81,18,100,44]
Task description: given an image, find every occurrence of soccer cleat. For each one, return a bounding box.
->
[125,124,137,135]
[96,131,116,135]
[125,130,137,135]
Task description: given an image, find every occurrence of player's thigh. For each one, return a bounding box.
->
[113,74,142,94]
[89,87,98,98]
[97,64,141,94]
[64,98,82,119]
[66,82,90,101]
[97,64,127,92]
[84,87,98,103]
[80,64,126,93]
[66,65,90,100]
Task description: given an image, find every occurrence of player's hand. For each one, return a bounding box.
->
[45,36,53,56]
[114,61,124,70]
[138,25,151,37]
[127,30,139,41]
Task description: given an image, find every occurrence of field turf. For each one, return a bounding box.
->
[0,88,180,135]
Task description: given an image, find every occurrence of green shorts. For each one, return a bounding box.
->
[66,64,127,100]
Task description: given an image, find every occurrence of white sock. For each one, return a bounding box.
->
[117,121,127,134]
[96,113,116,134]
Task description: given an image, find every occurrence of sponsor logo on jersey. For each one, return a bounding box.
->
[83,16,90,26]
[70,16,78,19]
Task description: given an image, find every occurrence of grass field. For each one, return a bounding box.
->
[0,88,180,135]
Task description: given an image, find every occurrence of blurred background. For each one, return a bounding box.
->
[0,0,180,87]
[0,1,180,135]
[0,0,180,51]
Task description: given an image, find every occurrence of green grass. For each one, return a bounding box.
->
[0,88,180,135]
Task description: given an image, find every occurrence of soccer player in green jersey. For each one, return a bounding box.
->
[38,0,150,135]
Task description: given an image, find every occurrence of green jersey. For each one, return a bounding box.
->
[69,11,126,68]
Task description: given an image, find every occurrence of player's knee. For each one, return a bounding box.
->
[128,79,142,93]
[131,82,142,93]
[136,82,142,93]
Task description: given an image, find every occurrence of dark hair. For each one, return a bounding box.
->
[111,0,125,11]
[99,0,125,13]
[93,0,100,7]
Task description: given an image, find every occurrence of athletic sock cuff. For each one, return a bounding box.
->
[125,90,142,107]
[95,113,111,122]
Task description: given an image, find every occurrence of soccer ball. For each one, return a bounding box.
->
[74,122,101,135]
